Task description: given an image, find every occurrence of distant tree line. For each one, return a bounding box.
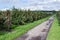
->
[0,7,54,31]
[56,11,60,25]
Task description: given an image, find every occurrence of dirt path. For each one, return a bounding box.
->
[14,16,54,40]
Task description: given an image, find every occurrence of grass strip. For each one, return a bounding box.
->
[47,17,60,40]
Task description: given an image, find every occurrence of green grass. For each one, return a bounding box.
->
[46,17,60,40]
[0,17,49,40]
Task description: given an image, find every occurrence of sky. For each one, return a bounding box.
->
[0,0,60,10]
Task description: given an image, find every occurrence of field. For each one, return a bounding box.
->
[0,7,54,40]
[0,8,60,40]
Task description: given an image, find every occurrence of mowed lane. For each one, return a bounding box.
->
[15,16,54,40]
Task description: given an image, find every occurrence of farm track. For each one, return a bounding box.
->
[14,16,54,40]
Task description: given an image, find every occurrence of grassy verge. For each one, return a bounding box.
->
[0,17,49,40]
[46,17,60,40]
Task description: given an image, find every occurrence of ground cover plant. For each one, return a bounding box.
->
[47,15,60,40]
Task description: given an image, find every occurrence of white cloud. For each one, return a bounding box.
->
[20,5,44,10]
[0,0,60,10]
[57,0,60,1]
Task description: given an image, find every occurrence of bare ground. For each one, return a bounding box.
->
[14,16,54,40]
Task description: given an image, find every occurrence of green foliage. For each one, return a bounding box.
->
[0,16,50,40]
[0,10,11,31]
[0,7,53,31]
[56,11,60,25]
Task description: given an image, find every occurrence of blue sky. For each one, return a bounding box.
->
[0,0,60,10]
